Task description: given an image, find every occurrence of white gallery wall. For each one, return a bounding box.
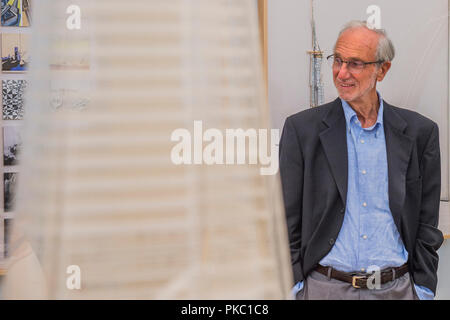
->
[268,0,450,299]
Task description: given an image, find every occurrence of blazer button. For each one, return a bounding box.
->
[340,208,345,214]
[329,238,335,245]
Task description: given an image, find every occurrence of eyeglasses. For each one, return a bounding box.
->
[326,54,384,74]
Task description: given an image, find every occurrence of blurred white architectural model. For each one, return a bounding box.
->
[2,0,292,299]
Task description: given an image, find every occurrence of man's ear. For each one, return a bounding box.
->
[376,61,391,81]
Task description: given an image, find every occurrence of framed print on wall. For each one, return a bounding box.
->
[2,33,29,72]
[1,0,31,27]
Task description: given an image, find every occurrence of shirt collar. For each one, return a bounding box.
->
[340,92,384,135]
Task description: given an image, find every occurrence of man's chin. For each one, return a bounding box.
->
[338,92,356,102]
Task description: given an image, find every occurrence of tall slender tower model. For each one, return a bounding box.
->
[308,0,324,108]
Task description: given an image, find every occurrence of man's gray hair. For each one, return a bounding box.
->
[335,20,395,62]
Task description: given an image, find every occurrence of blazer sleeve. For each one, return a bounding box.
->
[279,116,305,284]
[412,122,444,295]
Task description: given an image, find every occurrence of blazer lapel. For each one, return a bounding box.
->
[383,101,414,228]
[319,98,348,206]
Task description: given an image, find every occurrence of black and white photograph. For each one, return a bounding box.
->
[3,218,12,258]
[3,126,22,166]
[4,172,17,212]
[2,80,27,120]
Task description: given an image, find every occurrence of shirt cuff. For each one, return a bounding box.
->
[414,284,434,300]
[291,281,304,299]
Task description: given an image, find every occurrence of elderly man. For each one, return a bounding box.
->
[279,21,444,300]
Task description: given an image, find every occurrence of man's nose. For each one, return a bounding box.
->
[336,62,351,79]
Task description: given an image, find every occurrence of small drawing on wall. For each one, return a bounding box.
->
[1,0,31,27]
[2,33,29,72]
[4,172,17,212]
[50,77,91,111]
[2,80,27,120]
[50,34,90,70]
[3,126,22,166]
[4,218,12,258]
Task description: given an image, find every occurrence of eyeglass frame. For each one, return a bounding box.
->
[326,54,385,73]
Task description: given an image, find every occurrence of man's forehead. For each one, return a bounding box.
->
[334,27,379,59]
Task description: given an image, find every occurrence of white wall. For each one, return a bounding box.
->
[268,0,450,299]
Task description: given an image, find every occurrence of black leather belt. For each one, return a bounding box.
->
[315,263,409,289]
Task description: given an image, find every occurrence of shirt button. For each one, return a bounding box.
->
[361,268,366,272]
[362,170,367,174]
[329,238,335,245]
[362,202,367,207]
[362,235,368,240]
[360,139,365,144]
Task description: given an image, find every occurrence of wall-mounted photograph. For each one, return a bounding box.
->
[2,80,27,120]
[1,33,29,72]
[3,218,12,258]
[3,126,22,166]
[1,0,31,27]
[4,172,17,212]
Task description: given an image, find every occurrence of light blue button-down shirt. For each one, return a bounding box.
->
[292,94,434,300]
